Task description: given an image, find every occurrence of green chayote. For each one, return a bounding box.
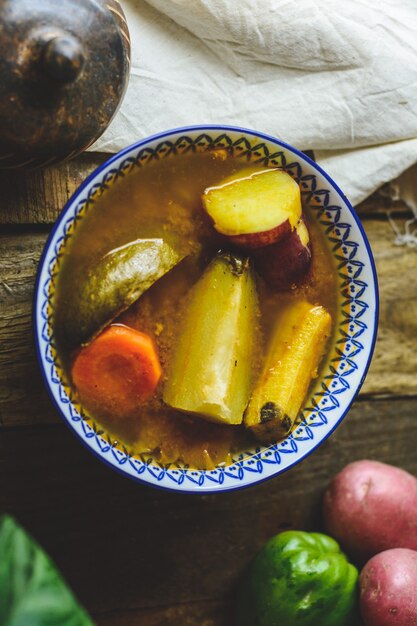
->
[62,238,183,346]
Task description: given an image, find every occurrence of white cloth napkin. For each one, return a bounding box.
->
[91,0,417,211]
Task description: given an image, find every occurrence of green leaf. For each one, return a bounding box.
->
[0,516,94,626]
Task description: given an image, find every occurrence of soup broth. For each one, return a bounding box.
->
[54,150,338,469]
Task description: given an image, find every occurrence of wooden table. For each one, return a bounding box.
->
[1,154,417,625]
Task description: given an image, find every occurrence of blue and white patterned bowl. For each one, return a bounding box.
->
[34,125,378,493]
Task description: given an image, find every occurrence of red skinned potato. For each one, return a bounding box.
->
[323,460,417,563]
[360,549,417,626]
[254,216,312,290]
[202,168,302,249]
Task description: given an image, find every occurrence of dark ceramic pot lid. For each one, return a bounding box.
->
[0,0,130,168]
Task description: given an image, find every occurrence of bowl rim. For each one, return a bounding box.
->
[33,124,379,494]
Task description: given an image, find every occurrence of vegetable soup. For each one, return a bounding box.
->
[53,149,338,470]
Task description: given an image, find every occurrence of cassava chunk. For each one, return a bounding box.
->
[245,300,331,444]
[202,168,302,249]
[64,238,183,346]
[254,216,312,290]
[163,252,258,425]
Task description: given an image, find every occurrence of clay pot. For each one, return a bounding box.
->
[0,0,131,168]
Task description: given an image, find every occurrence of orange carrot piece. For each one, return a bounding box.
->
[71,324,162,418]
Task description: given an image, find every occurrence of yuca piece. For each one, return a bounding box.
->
[163,252,259,425]
[245,300,331,444]
[202,168,302,249]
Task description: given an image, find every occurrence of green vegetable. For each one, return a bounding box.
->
[63,238,183,346]
[163,251,259,425]
[0,515,93,626]
[236,530,358,626]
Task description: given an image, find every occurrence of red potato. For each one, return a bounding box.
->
[360,549,417,626]
[254,216,312,290]
[202,168,302,249]
[323,460,417,563]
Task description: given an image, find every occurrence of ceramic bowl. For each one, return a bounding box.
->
[34,125,378,493]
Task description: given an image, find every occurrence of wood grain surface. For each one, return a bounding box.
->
[1,397,416,625]
[1,217,416,428]
[0,153,105,225]
[1,154,416,626]
[0,155,410,226]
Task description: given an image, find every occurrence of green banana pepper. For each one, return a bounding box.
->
[235,531,358,626]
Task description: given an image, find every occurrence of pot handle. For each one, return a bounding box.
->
[42,35,85,83]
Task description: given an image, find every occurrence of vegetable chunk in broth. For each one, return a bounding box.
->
[53,150,338,470]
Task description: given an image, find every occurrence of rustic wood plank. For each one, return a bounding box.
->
[0,154,411,225]
[361,217,417,396]
[1,157,413,626]
[0,232,55,426]
[95,600,230,626]
[1,217,416,427]
[355,187,412,218]
[1,396,415,621]
[0,153,106,224]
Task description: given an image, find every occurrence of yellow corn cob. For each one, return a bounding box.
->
[245,300,332,444]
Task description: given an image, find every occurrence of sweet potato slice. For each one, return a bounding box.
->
[202,168,302,249]
[254,216,312,290]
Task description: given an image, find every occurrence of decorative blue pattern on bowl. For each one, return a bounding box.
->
[34,125,378,493]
